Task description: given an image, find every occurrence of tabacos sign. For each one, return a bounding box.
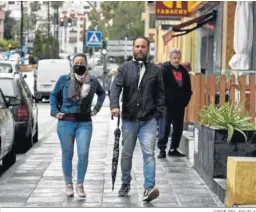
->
[156,1,189,19]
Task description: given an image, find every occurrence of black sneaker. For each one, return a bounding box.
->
[118,184,130,197]
[142,187,159,202]
[157,150,166,158]
[168,149,185,157]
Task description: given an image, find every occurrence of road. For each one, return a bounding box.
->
[0,101,224,207]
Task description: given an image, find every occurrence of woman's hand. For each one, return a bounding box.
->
[56,112,65,119]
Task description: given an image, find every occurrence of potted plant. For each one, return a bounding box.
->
[194,101,256,179]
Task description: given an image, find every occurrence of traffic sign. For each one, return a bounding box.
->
[107,40,133,46]
[107,40,133,57]
[86,31,102,48]
[107,46,133,51]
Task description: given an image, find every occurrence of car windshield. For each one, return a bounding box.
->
[0,78,16,97]
[0,63,13,73]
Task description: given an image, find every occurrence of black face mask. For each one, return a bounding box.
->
[73,65,87,76]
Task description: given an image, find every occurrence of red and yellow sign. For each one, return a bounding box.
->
[156,1,188,18]
[156,1,203,19]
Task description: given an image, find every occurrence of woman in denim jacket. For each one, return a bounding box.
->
[50,53,106,198]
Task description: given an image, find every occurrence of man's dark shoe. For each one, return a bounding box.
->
[118,184,130,197]
[142,187,159,202]
[168,149,185,157]
[157,150,166,158]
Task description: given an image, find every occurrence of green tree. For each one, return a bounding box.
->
[0,40,19,51]
[33,30,42,58]
[33,30,59,59]
[87,2,144,40]
[88,2,119,38]
[30,2,41,12]
[4,11,17,40]
[29,2,40,27]
[109,2,145,39]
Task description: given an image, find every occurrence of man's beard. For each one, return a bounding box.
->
[134,53,147,61]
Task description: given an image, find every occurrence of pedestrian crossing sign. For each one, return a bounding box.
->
[86,31,102,48]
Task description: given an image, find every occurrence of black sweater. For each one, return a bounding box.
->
[161,62,193,107]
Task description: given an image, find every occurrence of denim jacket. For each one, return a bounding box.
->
[50,74,106,117]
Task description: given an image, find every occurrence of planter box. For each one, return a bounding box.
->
[180,131,195,165]
[194,123,256,179]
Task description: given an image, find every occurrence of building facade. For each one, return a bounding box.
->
[0,10,5,40]
[144,1,250,75]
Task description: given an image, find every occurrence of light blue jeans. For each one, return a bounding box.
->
[121,118,157,189]
[57,120,92,185]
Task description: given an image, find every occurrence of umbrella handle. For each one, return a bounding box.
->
[117,115,120,128]
[111,115,120,128]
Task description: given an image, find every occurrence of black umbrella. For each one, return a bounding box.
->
[111,115,121,191]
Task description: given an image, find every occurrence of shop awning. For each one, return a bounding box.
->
[163,10,217,45]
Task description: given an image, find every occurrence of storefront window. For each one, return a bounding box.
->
[199,3,223,75]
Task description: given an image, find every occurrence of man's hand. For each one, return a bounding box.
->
[111,108,120,117]
[91,108,98,116]
[56,112,65,119]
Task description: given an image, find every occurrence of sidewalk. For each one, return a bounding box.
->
[0,106,224,207]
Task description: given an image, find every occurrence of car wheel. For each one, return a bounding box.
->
[33,123,39,143]
[2,142,16,169]
[25,130,33,150]
[19,130,33,153]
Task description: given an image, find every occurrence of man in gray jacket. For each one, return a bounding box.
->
[110,36,165,202]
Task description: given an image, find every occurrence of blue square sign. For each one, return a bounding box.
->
[86,31,102,48]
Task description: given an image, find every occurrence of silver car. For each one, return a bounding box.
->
[0,88,20,169]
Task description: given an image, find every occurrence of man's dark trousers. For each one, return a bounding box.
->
[158,105,185,151]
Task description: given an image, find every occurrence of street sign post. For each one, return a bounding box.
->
[107,40,133,57]
[86,31,102,67]
[86,31,102,48]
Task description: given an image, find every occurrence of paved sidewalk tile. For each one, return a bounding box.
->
[0,107,224,207]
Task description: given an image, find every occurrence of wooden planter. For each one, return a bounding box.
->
[194,123,256,179]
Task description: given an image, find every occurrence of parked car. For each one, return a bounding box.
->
[34,59,71,101]
[0,88,19,169]
[0,61,19,74]
[0,73,38,153]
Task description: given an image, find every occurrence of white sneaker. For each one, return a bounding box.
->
[65,184,74,197]
[76,184,86,198]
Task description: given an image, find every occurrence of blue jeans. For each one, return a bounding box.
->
[57,120,93,185]
[121,118,157,190]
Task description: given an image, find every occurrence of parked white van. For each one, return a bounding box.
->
[35,59,71,101]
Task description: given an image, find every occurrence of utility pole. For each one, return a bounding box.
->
[83,17,86,53]
[102,39,108,90]
[20,1,24,52]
